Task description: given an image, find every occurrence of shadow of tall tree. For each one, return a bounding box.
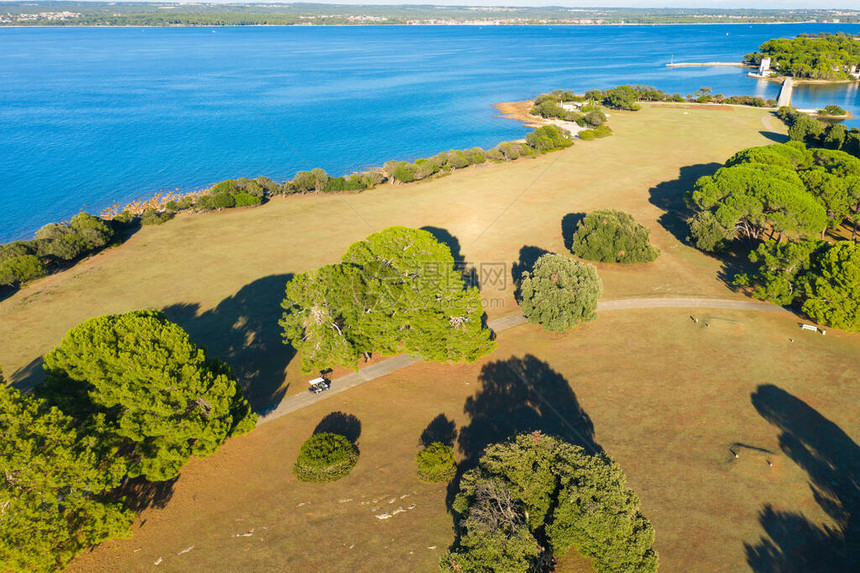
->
[314,411,362,444]
[162,273,295,414]
[8,355,44,393]
[649,162,758,290]
[648,162,722,244]
[510,246,551,301]
[561,213,586,251]
[111,476,178,513]
[759,130,789,144]
[746,384,860,572]
[457,354,601,474]
[420,226,478,289]
[420,413,458,447]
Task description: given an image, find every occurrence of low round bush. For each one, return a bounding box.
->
[570,209,659,264]
[293,432,359,483]
[416,442,456,483]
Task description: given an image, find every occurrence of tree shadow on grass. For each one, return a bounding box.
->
[510,245,551,301]
[420,413,458,447]
[648,162,759,291]
[421,226,478,289]
[746,384,860,572]
[314,411,362,444]
[162,273,295,414]
[759,130,789,144]
[561,213,586,251]
[715,241,759,293]
[648,162,722,244]
[112,476,179,513]
[448,354,601,511]
[8,355,44,393]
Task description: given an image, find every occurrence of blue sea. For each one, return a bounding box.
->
[2,23,860,242]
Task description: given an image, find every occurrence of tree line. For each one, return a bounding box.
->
[686,140,860,331]
[0,123,577,297]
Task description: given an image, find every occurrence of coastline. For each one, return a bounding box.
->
[0,21,853,29]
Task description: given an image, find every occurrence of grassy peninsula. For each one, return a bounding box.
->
[2,102,859,572]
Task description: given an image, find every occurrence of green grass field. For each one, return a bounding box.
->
[2,103,858,572]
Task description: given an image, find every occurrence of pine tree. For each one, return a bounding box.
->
[41,309,257,482]
[0,374,133,572]
[281,227,495,372]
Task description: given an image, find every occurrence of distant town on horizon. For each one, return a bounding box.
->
[1,1,859,26]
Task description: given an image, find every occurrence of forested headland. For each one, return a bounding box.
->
[745,33,860,80]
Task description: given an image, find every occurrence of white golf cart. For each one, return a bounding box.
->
[308,376,331,394]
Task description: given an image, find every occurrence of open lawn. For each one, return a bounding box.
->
[2,103,858,571]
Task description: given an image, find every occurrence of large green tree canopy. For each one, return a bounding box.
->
[0,378,132,572]
[687,142,840,251]
[41,309,257,482]
[802,241,860,331]
[442,432,658,573]
[517,253,602,332]
[280,226,495,373]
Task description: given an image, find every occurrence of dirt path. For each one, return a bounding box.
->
[257,296,793,425]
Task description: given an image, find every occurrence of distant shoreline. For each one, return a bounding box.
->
[0,21,851,29]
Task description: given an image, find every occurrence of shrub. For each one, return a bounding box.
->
[0,254,46,287]
[485,148,504,161]
[34,234,85,261]
[293,432,359,483]
[165,200,179,210]
[232,191,262,207]
[525,125,573,152]
[570,210,659,264]
[412,158,439,180]
[602,85,641,111]
[819,104,848,116]
[211,179,235,195]
[447,150,470,169]
[140,208,172,225]
[392,162,415,183]
[209,192,236,209]
[255,176,281,195]
[290,170,316,193]
[35,222,71,241]
[518,253,602,331]
[69,213,114,249]
[579,129,596,141]
[592,125,613,138]
[416,442,457,483]
[465,147,486,164]
[177,196,195,209]
[584,110,607,127]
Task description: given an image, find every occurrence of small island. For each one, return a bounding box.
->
[745,32,860,81]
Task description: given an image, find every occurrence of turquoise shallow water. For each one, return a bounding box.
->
[2,23,860,242]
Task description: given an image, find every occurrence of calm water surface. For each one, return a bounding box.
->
[2,24,860,241]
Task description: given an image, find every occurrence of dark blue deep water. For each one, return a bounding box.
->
[2,24,860,241]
